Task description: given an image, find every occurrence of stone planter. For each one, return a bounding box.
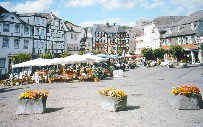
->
[171,95,201,110]
[100,95,127,112]
[16,98,47,114]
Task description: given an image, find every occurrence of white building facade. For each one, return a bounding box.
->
[19,13,47,56]
[0,12,33,74]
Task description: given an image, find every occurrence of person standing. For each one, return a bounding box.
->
[34,70,40,84]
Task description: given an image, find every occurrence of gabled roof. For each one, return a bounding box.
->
[172,10,203,26]
[0,6,9,14]
[152,16,186,27]
[0,12,29,25]
[163,10,203,38]
[40,12,59,24]
[92,23,126,34]
[196,17,203,36]
[19,13,47,19]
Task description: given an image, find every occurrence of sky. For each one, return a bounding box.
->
[0,0,203,27]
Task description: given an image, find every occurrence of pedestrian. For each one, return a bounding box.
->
[34,70,40,84]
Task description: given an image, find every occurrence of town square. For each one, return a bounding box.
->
[1,65,203,127]
[0,0,203,127]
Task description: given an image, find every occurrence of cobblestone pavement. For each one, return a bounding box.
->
[0,66,203,127]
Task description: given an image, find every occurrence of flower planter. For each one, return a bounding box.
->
[16,98,47,114]
[100,95,127,112]
[171,95,201,110]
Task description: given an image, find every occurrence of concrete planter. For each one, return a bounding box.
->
[16,98,47,114]
[100,95,127,112]
[171,95,201,110]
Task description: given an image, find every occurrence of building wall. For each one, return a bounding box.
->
[0,13,33,74]
[64,31,80,54]
[20,15,47,55]
[46,18,65,55]
[144,24,161,49]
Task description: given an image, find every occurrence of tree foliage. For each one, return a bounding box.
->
[169,45,185,62]
[60,51,72,58]
[39,52,55,59]
[153,48,165,60]
[141,48,154,60]
[11,53,32,64]
[79,50,87,55]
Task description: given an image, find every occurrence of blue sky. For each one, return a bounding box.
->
[0,0,203,27]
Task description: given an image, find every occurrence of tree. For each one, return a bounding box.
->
[117,50,123,56]
[60,51,72,58]
[40,52,55,59]
[141,48,154,60]
[169,45,185,62]
[200,43,203,52]
[11,53,32,64]
[153,48,165,60]
[79,50,87,55]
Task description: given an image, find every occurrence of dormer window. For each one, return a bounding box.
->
[191,23,196,30]
[169,28,172,34]
[178,26,184,33]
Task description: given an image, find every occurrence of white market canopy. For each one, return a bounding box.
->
[12,54,109,68]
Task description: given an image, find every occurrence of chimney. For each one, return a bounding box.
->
[106,22,109,27]
[113,23,116,26]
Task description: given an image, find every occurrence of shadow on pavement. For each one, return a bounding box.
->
[123,106,140,111]
[45,107,64,113]
[0,87,24,93]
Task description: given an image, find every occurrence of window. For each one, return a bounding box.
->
[2,38,9,48]
[40,41,44,49]
[3,24,9,32]
[23,40,29,49]
[24,26,29,34]
[88,42,90,46]
[11,17,14,20]
[36,28,39,34]
[14,39,19,49]
[71,33,73,39]
[15,24,20,33]
[0,58,6,68]
[41,29,44,35]
[74,34,77,40]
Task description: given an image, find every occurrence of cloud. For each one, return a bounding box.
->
[142,0,166,9]
[64,0,140,9]
[78,17,136,27]
[0,0,53,13]
[169,0,203,15]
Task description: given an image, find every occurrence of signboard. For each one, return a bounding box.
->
[113,69,123,77]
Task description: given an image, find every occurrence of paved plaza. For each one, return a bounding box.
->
[0,66,203,127]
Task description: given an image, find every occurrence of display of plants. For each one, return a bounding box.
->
[98,88,126,98]
[19,90,48,100]
[171,85,201,98]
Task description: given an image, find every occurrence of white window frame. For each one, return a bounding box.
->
[23,40,29,49]
[24,26,29,34]
[15,24,20,33]
[2,38,9,48]
[3,24,9,32]
[14,39,19,49]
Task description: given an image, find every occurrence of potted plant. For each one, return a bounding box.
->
[16,90,48,114]
[171,85,203,110]
[98,88,127,112]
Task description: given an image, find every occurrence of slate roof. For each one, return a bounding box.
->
[0,12,28,25]
[163,10,203,38]
[152,16,186,27]
[196,17,203,36]
[0,6,9,14]
[92,23,126,34]
[19,13,47,18]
